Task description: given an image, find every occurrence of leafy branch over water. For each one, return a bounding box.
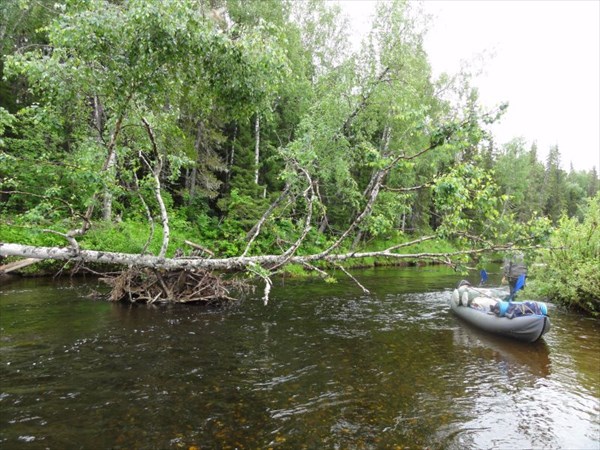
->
[0,0,597,307]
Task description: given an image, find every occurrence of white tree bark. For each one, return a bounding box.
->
[188,121,204,200]
[141,118,169,259]
[254,114,260,185]
[98,109,127,223]
[102,149,117,221]
[0,240,532,272]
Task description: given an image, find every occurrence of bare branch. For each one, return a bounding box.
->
[184,240,215,258]
[319,243,543,264]
[132,171,155,255]
[248,265,273,306]
[242,183,291,257]
[301,262,330,279]
[313,168,386,260]
[269,166,316,271]
[343,66,391,134]
[383,235,437,253]
[335,264,370,294]
[383,181,433,192]
[42,229,80,254]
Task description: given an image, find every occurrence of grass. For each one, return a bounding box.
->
[1,216,466,277]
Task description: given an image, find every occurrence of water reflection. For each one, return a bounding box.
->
[452,319,551,379]
[1,269,599,449]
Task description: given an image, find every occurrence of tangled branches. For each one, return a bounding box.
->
[103,268,250,304]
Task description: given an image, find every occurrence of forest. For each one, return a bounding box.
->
[1,0,598,313]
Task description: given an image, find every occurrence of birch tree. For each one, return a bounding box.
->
[1,0,556,303]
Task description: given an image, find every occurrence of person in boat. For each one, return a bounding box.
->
[502,253,527,298]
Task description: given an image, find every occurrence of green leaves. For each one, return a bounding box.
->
[0,107,16,147]
[531,194,600,315]
[433,161,507,241]
[3,0,295,225]
[2,0,597,276]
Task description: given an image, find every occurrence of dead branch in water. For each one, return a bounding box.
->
[102,268,251,304]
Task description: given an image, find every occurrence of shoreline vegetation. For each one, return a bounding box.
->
[1,1,598,314]
[1,203,598,316]
[0,232,463,278]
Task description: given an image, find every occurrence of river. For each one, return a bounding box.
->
[1,266,599,449]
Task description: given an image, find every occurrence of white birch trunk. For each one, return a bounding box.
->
[0,238,524,272]
[102,149,117,221]
[254,114,260,185]
[189,121,203,201]
[141,118,169,259]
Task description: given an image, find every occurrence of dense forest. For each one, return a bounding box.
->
[0,0,598,312]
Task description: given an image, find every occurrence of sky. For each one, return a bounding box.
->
[338,0,600,171]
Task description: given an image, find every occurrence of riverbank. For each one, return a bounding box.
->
[1,217,470,278]
[0,236,469,279]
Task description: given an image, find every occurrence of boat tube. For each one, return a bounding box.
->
[449,283,551,343]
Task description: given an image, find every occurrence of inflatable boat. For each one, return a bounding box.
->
[449,275,551,343]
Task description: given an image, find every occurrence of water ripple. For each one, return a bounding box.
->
[1,270,598,449]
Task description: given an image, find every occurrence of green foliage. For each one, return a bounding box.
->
[0,107,16,146]
[433,162,501,236]
[3,0,289,220]
[491,139,595,228]
[0,0,597,288]
[1,103,101,214]
[0,221,66,247]
[530,194,600,316]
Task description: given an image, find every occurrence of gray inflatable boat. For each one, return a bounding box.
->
[449,284,551,343]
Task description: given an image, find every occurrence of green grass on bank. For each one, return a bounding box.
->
[1,217,465,276]
[3,208,598,317]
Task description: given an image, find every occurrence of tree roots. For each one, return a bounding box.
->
[103,268,250,304]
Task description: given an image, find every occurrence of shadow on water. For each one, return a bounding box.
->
[1,267,599,449]
[451,317,551,379]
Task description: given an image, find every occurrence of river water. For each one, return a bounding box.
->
[1,266,599,449]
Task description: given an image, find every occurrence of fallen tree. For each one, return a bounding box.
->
[0,238,526,271]
[0,111,545,304]
[1,115,544,304]
[1,1,553,305]
[0,238,540,304]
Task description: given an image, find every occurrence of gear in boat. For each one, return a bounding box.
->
[449,266,550,343]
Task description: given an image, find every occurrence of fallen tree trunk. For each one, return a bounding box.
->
[1,240,544,304]
[0,257,39,274]
[0,239,528,271]
[0,242,291,271]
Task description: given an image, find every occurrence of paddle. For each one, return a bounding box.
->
[479,269,488,286]
[507,274,526,302]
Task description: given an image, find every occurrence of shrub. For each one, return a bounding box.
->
[530,194,600,316]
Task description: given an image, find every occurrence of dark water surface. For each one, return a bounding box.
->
[1,266,599,449]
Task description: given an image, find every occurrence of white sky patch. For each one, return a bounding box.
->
[338,0,600,171]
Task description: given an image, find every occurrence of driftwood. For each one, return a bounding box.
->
[102,267,248,304]
[0,258,39,274]
[0,237,507,271]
